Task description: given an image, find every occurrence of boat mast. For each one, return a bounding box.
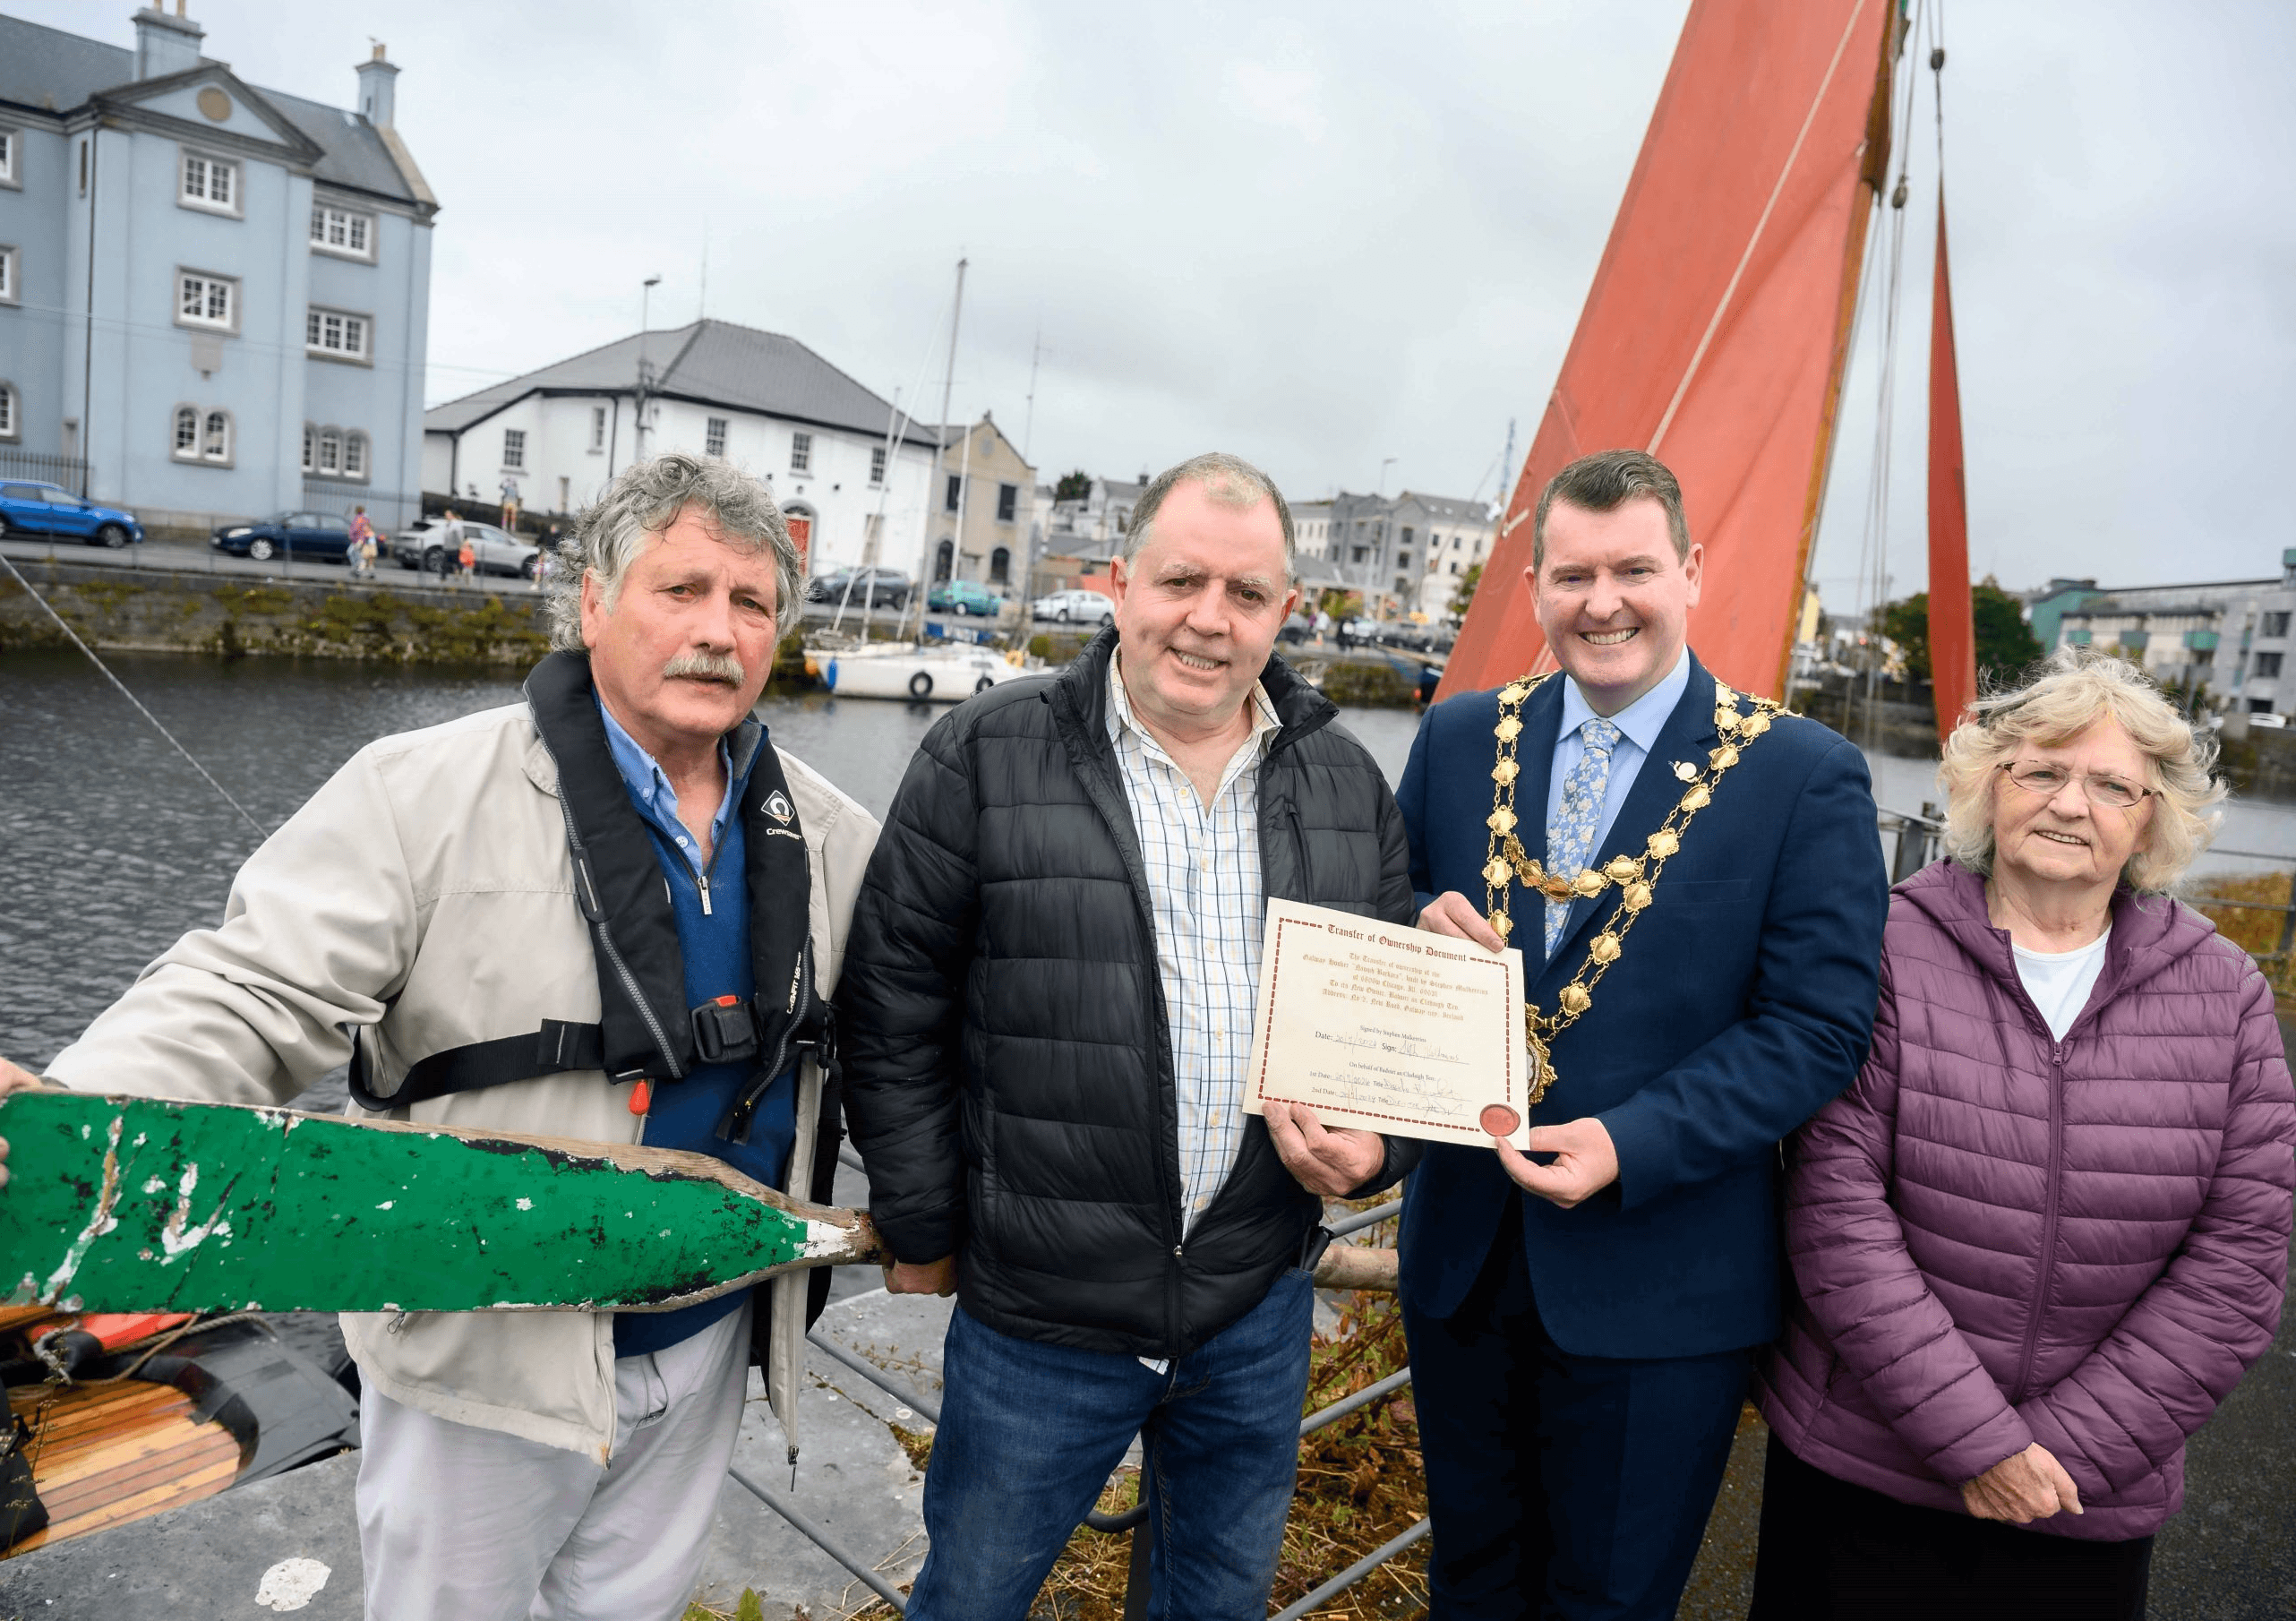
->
[914,257,967,639]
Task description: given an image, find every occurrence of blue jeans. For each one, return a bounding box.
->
[905,1270,1315,1621]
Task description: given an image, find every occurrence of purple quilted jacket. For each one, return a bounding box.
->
[1755,860,2296,1540]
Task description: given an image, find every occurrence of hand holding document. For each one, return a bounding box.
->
[1243,898,1537,1150]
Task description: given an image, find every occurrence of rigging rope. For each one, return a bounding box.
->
[0,551,270,842]
[1847,0,1932,746]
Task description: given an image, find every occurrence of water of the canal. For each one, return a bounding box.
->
[9,644,2296,1068]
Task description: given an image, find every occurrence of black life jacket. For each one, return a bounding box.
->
[349,650,834,1145]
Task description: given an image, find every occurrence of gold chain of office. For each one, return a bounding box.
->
[1481,673,1786,1106]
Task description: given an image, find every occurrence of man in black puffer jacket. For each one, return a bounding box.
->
[842,452,1419,1621]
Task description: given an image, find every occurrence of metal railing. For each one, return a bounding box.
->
[1880,801,1945,882]
[0,449,91,496]
[730,1195,1418,1619]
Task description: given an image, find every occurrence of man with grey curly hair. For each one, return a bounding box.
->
[0,451,879,1620]
[546,450,801,656]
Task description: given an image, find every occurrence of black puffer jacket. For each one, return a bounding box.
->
[841,630,1419,1358]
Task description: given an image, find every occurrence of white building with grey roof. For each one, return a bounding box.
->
[422,318,943,585]
[0,5,437,532]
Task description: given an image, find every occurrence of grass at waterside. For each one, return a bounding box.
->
[2191,869,2296,993]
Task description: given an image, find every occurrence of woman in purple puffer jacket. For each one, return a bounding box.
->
[1752,648,2296,1619]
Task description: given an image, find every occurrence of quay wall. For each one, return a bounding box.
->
[0,559,552,666]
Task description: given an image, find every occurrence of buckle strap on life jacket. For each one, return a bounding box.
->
[348,1018,608,1111]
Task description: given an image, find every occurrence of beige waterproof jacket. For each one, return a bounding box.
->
[45,700,879,1458]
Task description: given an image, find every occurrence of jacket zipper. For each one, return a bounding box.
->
[2009,1034,2069,1406]
[2000,922,2122,1405]
[1056,677,1187,1351]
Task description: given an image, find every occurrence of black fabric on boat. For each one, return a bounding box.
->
[0,1375,47,1552]
[137,1317,357,1485]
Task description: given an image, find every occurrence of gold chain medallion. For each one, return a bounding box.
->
[1481,675,1784,1110]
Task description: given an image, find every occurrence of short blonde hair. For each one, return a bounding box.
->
[1937,647,2224,892]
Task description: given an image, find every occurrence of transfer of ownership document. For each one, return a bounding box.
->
[1241,898,1536,1150]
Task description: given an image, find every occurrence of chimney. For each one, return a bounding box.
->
[356,41,398,126]
[133,4,204,81]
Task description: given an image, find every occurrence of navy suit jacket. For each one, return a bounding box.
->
[1396,653,1889,1359]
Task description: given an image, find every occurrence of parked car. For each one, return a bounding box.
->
[1030,588,1115,626]
[0,483,142,548]
[1278,613,1314,646]
[211,510,357,563]
[928,579,1004,617]
[805,567,910,610]
[391,519,540,579]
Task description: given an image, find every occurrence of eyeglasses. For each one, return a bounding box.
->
[1996,760,2153,811]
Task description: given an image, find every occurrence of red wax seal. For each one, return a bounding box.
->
[1480,1103,1521,1137]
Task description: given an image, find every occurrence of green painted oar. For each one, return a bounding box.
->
[0,1091,1400,1317]
[0,1090,880,1316]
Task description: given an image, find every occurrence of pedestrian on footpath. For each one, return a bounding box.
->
[441,507,467,585]
[348,507,377,578]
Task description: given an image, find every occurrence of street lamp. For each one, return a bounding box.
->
[637,275,663,456]
[1378,457,1396,497]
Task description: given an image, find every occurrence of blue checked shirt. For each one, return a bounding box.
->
[1106,655,1282,1239]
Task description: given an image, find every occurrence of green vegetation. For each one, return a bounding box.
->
[1878,579,2043,685]
[1028,631,1093,665]
[1321,659,1418,708]
[1448,562,1483,621]
[1055,470,1093,502]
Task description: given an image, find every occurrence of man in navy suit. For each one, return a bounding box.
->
[1396,450,1889,1618]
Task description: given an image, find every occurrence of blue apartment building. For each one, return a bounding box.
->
[0,5,436,531]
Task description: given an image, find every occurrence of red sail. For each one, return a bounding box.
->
[1925,191,1976,740]
[1444,0,1895,699]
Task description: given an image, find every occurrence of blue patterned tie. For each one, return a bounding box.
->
[1545,717,1621,954]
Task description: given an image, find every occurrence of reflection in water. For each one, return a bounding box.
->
[4,648,2286,1070]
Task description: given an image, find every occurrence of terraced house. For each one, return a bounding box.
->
[0,5,436,533]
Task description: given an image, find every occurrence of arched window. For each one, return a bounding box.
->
[933,538,954,583]
[989,545,1010,586]
[173,405,200,460]
[343,431,369,480]
[317,428,343,476]
[201,410,231,463]
[301,423,315,472]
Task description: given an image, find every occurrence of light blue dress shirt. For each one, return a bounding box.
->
[1543,649,1693,859]
[596,698,739,875]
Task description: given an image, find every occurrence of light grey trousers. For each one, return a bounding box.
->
[354,1300,751,1621]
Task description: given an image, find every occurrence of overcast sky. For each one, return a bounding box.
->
[16,1,2294,610]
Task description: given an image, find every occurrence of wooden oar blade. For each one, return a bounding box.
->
[0,1091,879,1316]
